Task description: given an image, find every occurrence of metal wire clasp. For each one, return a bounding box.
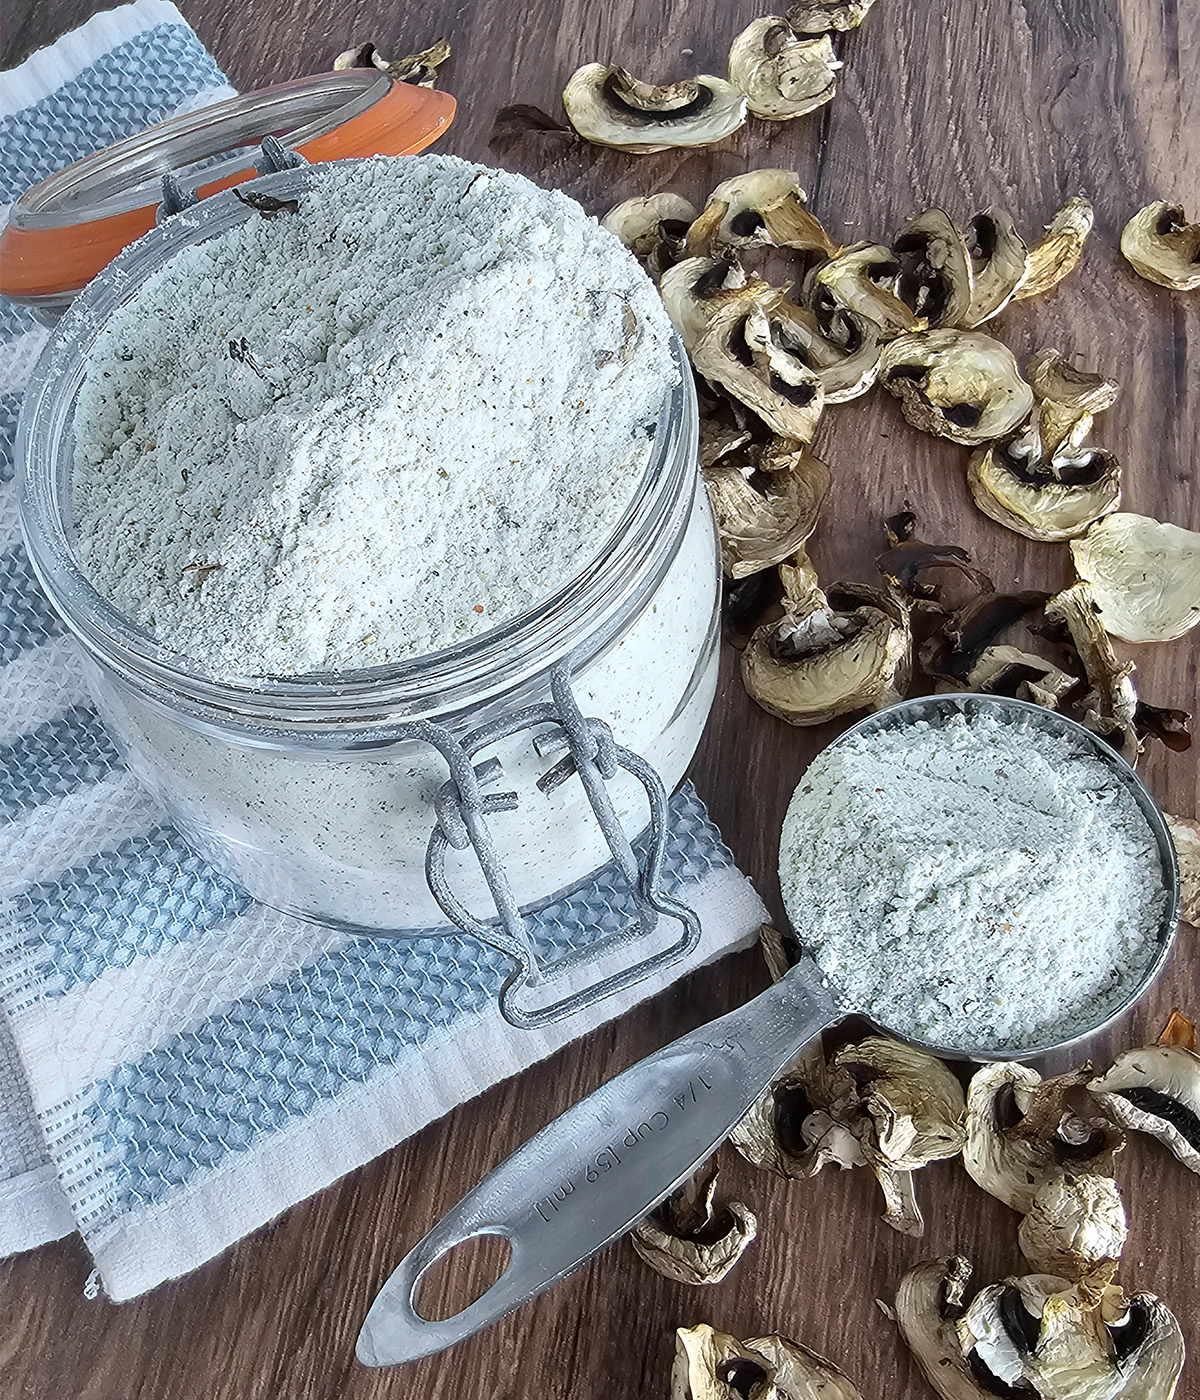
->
[415,661,700,1029]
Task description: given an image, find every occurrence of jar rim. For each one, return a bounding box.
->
[17,159,699,732]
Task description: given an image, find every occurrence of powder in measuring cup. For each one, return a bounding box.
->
[71,154,677,677]
[779,709,1168,1050]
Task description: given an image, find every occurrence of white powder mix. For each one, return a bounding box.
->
[71,154,677,677]
[779,709,1168,1051]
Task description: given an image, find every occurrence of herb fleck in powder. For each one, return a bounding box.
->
[71,155,676,678]
[779,709,1168,1051]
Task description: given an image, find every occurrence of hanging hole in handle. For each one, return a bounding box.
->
[413,1232,514,1322]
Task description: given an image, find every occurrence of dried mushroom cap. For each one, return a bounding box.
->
[602,193,697,276]
[672,1324,866,1400]
[705,449,829,579]
[1121,201,1200,291]
[963,1062,1124,1215]
[1090,1043,1200,1175]
[1044,581,1140,764]
[807,242,924,338]
[741,551,911,725]
[730,1050,865,1178]
[631,1158,756,1285]
[787,0,877,32]
[880,330,1035,445]
[727,21,841,121]
[768,300,881,401]
[687,170,840,258]
[1070,513,1200,643]
[962,209,1028,325]
[1165,815,1199,926]
[892,208,974,328]
[1017,1174,1128,1287]
[562,65,747,153]
[691,300,826,441]
[1015,195,1095,300]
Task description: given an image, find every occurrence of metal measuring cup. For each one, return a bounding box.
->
[356,693,1181,1367]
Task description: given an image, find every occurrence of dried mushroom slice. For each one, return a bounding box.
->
[687,170,840,258]
[672,1325,773,1400]
[730,1049,864,1177]
[1165,815,1199,926]
[963,1277,1184,1398]
[672,1324,866,1400]
[631,1158,756,1285]
[918,588,1050,681]
[1025,347,1120,452]
[891,208,974,328]
[1090,1043,1200,1175]
[826,1037,966,1237]
[562,65,747,153]
[1121,201,1200,291]
[741,552,911,725]
[875,513,994,607]
[967,443,1120,541]
[728,21,841,120]
[1044,581,1140,764]
[952,645,1080,709]
[894,1256,988,1400]
[1015,195,1094,300]
[333,37,451,86]
[787,0,877,32]
[880,330,1034,445]
[897,1260,1185,1400]
[767,300,881,401]
[691,299,826,440]
[602,193,697,277]
[806,242,924,338]
[967,349,1122,541]
[705,449,829,578]
[1017,1174,1127,1288]
[661,256,772,350]
[1070,513,1200,643]
[963,1062,1124,1215]
[962,209,1028,325]
[742,1335,866,1400]
[660,259,772,355]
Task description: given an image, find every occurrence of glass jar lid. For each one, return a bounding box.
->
[0,70,455,309]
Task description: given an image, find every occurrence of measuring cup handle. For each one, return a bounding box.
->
[356,960,840,1367]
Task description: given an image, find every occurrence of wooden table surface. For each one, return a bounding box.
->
[2,1,1197,1396]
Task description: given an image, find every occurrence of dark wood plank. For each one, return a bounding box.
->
[1,1,1197,1397]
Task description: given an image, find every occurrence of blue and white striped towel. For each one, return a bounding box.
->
[0,2,768,1300]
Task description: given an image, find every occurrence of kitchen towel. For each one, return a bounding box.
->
[0,2,769,1300]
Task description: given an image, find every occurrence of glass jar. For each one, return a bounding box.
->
[17,162,720,954]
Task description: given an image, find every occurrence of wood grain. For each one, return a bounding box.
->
[1,1,1197,1396]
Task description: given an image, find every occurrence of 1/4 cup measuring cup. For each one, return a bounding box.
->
[356,693,1180,1367]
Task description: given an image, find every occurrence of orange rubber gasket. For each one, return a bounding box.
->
[0,80,456,301]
